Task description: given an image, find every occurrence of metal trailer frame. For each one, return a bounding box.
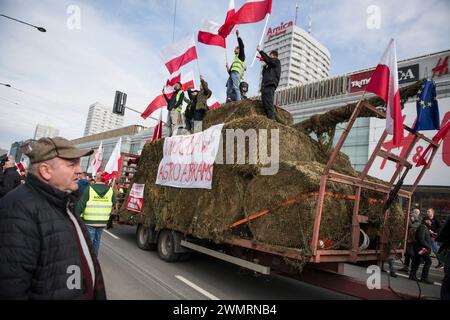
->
[309,99,440,265]
[129,97,443,299]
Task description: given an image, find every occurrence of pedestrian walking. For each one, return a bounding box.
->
[400,209,421,273]
[0,137,106,299]
[426,208,444,268]
[436,215,450,300]
[410,216,434,284]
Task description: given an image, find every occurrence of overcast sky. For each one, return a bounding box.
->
[1,0,449,150]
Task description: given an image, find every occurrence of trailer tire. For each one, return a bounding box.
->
[136,224,155,250]
[157,230,181,262]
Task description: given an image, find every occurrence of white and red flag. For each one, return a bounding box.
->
[198,19,226,48]
[101,137,122,184]
[88,141,103,174]
[151,108,164,142]
[218,0,236,38]
[366,39,403,146]
[141,71,196,120]
[207,96,221,110]
[166,71,181,87]
[228,0,272,25]
[160,35,198,75]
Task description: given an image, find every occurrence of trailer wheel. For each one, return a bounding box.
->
[157,230,181,262]
[136,224,155,250]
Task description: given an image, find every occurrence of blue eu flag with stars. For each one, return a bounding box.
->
[412,79,440,133]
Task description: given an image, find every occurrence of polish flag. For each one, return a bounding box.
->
[228,0,272,25]
[160,35,198,75]
[88,141,103,174]
[141,71,196,120]
[151,108,164,142]
[218,0,236,38]
[208,96,221,109]
[366,39,403,146]
[198,19,226,48]
[166,72,181,87]
[101,137,122,184]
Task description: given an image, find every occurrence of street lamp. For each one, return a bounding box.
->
[0,14,46,32]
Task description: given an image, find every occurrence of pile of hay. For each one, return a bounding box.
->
[119,99,405,266]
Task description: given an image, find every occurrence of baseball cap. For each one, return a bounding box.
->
[26,137,94,164]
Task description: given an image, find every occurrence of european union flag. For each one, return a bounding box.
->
[412,79,440,133]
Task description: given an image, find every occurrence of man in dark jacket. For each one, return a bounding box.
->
[410,216,434,284]
[194,75,212,124]
[0,137,106,299]
[0,157,21,198]
[257,45,281,120]
[184,86,199,133]
[426,208,444,268]
[226,29,245,102]
[76,173,117,256]
[436,215,450,300]
[163,82,185,137]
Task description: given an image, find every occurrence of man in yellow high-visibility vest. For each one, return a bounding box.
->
[76,174,117,256]
[226,29,245,103]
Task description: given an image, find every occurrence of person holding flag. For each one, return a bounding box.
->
[163,82,185,136]
[257,44,280,119]
[226,29,245,102]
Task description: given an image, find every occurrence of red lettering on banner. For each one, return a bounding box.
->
[157,162,214,184]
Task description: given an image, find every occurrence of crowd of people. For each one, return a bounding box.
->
[164,29,281,137]
[382,207,450,298]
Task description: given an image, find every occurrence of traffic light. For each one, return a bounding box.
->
[113,91,127,115]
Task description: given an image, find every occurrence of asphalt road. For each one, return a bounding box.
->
[98,224,443,300]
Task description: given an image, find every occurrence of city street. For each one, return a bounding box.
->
[99,224,443,300]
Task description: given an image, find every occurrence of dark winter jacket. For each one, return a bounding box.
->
[259,50,281,89]
[430,217,441,234]
[164,89,184,111]
[0,166,21,198]
[436,216,450,253]
[413,223,433,254]
[184,90,199,120]
[0,173,106,299]
[196,79,212,111]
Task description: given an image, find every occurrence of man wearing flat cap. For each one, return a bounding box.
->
[0,137,107,299]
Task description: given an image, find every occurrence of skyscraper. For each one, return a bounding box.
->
[34,124,60,140]
[260,21,331,89]
[84,102,124,136]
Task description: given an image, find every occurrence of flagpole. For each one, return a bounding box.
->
[196,58,202,79]
[250,14,271,68]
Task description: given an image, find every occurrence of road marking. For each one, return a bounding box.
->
[104,230,119,239]
[175,275,220,300]
[395,272,442,286]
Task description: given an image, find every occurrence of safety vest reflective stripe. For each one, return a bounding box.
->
[175,90,184,112]
[82,186,113,222]
[231,55,245,77]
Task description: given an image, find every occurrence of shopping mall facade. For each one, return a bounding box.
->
[275,50,450,219]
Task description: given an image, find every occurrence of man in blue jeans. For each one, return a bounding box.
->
[76,174,117,256]
[226,29,245,102]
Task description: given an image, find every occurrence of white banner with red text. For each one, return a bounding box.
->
[125,183,145,212]
[156,124,224,189]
